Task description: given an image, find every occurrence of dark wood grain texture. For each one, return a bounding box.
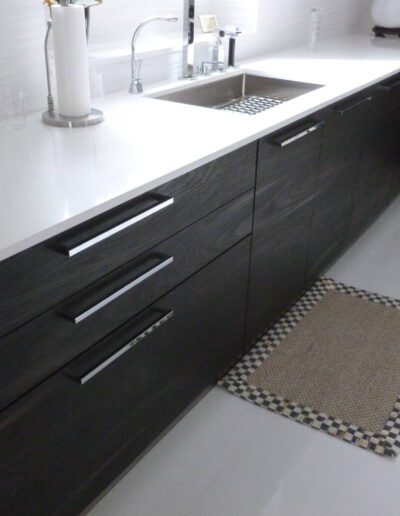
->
[0,239,251,516]
[306,94,370,282]
[0,191,253,411]
[352,77,400,236]
[2,73,400,516]
[374,75,400,204]
[246,118,323,347]
[0,143,257,339]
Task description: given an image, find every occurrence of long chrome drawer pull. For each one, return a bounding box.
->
[75,310,174,385]
[335,96,372,115]
[73,256,174,324]
[272,122,324,147]
[66,197,174,257]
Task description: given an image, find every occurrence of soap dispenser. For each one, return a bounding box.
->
[225,27,241,68]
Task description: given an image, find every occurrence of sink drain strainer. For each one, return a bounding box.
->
[215,95,285,115]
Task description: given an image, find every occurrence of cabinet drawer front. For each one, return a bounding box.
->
[247,117,323,347]
[0,144,257,338]
[351,83,400,236]
[257,118,323,197]
[306,95,370,281]
[0,191,253,412]
[377,72,400,110]
[0,239,251,516]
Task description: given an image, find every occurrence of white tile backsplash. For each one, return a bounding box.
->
[0,0,373,116]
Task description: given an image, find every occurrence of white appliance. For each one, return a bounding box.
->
[372,0,400,28]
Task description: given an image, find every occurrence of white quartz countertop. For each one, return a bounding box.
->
[2,33,400,262]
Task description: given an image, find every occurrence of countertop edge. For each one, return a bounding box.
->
[2,39,400,262]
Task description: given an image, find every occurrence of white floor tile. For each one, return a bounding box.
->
[90,197,400,516]
[88,389,260,516]
[328,196,400,299]
[184,395,400,516]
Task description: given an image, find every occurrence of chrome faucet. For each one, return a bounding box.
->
[182,0,195,78]
[129,16,178,95]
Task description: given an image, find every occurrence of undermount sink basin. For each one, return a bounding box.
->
[153,73,323,115]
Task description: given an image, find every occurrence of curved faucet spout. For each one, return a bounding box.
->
[130,16,179,94]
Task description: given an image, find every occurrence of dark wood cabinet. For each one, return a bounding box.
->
[373,76,400,203]
[0,143,257,339]
[246,118,324,346]
[308,77,400,282]
[382,78,400,202]
[352,75,400,236]
[0,239,250,516]
[2,70,400,516]
[307,93,371,282]
[0,191,253,412]
[247,75,400,347]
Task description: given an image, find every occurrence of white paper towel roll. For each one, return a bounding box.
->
[52,4,91,118]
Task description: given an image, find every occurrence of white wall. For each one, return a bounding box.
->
[0,0,373,116]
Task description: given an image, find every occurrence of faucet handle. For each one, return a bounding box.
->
[200,63,211,76]
[225,26,241,38]
[212,28,226,40]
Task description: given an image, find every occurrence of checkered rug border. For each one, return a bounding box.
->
[219,277,400,457]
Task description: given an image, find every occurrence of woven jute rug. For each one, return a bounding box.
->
[219,278,400,457]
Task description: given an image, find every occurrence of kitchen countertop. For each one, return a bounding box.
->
[2,33,400,262]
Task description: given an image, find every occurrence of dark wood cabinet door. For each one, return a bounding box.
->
[246,118,324,347]
[307,94,371,282]
[352,76,400,236]
[0,239,250,516]
[377,76,400,204]
[0,143,257,339]
[0,191,253,413]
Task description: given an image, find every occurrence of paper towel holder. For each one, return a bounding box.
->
[42,5,104,128]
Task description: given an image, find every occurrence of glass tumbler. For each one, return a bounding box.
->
[0,87,28,130]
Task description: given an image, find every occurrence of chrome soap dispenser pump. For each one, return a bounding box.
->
[199,28,226,75]
[212,29,226,71]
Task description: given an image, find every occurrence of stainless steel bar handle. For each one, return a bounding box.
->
[274,122,324,147]
[335,96,372,115]
[67,197,174,257]
[73,256,174,324]
[77,310,174,385]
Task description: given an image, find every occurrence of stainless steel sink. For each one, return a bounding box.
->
[154,73,323,115]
